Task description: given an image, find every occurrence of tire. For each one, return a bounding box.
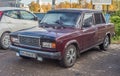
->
[99,35,110,51]
[60,45,77,68]
[0,33,10,50]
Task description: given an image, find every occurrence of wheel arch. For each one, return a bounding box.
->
[64,40,80,57]
[0,31,11,49]
[0,31,11,39]
[106,32,111,44]
[3,31,11,33]
[0,30,11,36]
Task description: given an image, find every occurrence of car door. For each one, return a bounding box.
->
[19,10,38,29]
[94,13,106,44]
[4,10,25,32]
[80,13,96,50]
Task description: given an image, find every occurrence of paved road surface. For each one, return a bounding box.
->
[0,44,120,76]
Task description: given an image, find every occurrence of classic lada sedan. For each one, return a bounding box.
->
[10,9,115,68]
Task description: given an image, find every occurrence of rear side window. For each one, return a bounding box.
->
[82,13,93,27]
[94,13,106,24]
[20,11,35,20]
[4,10,20,19]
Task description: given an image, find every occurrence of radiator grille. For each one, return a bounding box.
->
[19,36,40,47]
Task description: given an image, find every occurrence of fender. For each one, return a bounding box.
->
[64,39,79,49]
[0,30,11,37]
[0,23,12,37]
[63,39,81,57]
[105,32,111,44]
[101,32,111,42]
[106,32,111,36]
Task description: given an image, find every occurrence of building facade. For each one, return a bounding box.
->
[0,0,20,7]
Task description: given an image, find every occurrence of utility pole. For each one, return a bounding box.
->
[52,0,56,9]
[37,0,39,4]
[118,0,120,11]
[15,0,21,7]
[91,0,94,9]
[70,0,72,8]
[106,5,109,13]
[15,0,17,7]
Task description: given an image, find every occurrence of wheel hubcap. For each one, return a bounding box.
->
[2,34,10,48]
[104,36,109,48]
[66,48,76,65]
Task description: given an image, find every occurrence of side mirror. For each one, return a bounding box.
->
[34,17,38,21]
[39,19,41,23]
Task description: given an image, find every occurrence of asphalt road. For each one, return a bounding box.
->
[0,44,120,76]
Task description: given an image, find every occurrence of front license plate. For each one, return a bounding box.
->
[20,51,36,58]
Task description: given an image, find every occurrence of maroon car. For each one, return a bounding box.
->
[10,9,115,68]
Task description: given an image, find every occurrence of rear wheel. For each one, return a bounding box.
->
[60,45,77,68]
[99,35,110,51]
[0,33,10,49]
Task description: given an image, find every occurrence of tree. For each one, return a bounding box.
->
[29,1,40,13]
[41,3,51,12]
[57,1,71,8]
[78,0,82,5]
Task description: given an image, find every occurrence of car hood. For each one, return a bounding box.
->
[15,27,77,39]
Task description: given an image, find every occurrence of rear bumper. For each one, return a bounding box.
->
[10,45,61,60]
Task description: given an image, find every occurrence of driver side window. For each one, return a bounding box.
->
[82,13,93,28]
[20,10,35,20]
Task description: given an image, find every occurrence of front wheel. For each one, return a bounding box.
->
[60,45,77,68]
[0,33,10,49]
[99,35,110,51]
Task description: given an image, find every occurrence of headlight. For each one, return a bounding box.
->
[42,42,56,48]
[10,37,19,44]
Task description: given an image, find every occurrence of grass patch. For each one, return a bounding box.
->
[110,12,120,44]
[112,36,120,44]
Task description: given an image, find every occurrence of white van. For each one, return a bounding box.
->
[0,7,38,49]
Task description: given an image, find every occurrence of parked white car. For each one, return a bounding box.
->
[0,7,38,49]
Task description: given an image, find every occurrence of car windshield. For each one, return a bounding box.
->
[40,12,80,27]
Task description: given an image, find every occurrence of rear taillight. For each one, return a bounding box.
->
[0,11,3,16]
[0,11,3,20]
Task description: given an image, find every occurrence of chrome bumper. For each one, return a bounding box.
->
[10,45,61,60]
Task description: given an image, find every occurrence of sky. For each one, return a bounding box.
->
[20,0,90,5]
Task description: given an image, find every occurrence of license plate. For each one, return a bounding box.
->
[20,51,36,58]
[37,57,43,61]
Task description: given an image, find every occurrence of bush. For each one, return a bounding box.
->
[111,10,120,17]
[111,16,120,41]
[111,16,120,23]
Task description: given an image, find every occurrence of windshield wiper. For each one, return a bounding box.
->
[39,22,49,27]
[40,22,49,25]
[55,20,63,24]
[54,20,66,28]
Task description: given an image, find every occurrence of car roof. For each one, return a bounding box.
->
[0,7,25,11]
[48,8,102,13]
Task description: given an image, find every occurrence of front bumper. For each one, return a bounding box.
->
[10,45,61,60]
